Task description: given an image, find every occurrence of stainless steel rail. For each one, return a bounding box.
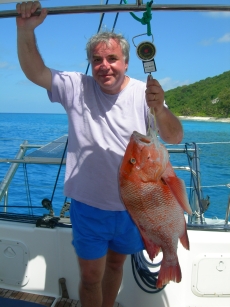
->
[0,141,28,203]
[225,196,230,226]
[1,4,230,19]
[0,146,196,164]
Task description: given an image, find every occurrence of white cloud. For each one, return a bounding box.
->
[159,77,190,91]
[16,79,35,86]
[0,0,28,3]
[200,32,230,46]
[217,32,230,43]
[0,61,18,70]
[206,12,230,18]
[200,37,215,46]
[0,61,9,68]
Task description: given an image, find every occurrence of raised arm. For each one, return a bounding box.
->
[16,1,52,91]
[145,75,183,144]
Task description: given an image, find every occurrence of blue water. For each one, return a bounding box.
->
[0,113,230,219]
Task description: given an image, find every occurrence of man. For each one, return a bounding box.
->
[16,2,183,306]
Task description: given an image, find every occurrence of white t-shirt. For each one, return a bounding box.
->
[48,69,149,211]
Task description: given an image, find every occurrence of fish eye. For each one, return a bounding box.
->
[130,158,136,164]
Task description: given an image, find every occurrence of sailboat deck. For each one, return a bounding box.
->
[0,288,123,307]
[0,288,81,307]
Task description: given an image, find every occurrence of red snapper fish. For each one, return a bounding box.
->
[119,130,192,288]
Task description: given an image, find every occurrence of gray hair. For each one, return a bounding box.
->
[86,31,130,63]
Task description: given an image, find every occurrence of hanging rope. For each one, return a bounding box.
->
[123,0,153,36]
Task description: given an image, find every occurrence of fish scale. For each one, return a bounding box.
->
[119,130,191,288]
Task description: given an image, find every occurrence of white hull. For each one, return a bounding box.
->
[1,219,230,307]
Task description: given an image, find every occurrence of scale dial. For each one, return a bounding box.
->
[136,41,156,61]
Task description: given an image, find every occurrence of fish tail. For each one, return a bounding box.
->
[156,259,182,288]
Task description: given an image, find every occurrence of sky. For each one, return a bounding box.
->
[0,0,230,113]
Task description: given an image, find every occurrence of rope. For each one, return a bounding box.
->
[123,0,153,36]
[131,252,165,293]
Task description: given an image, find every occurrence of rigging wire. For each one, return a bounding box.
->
[49,0,122,210]
[111,0,123,32]
[85,0,110,75]
[185,143,207,221]
[50,138,68,207]
[85,0,122,75]
[23,163,33,215]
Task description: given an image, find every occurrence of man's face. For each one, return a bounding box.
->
[91,39,128,95]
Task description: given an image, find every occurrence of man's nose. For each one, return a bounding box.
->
[100,59,109,69]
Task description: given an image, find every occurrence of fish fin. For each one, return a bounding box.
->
[157,258,182,288]
[179,221,190,250]
[162,174,192,215]
[147,243,161,261]
[140,231,161,260]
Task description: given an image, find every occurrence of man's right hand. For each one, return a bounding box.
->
[16,1,47,30]
[16,1,51,91]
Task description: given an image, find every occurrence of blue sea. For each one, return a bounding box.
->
[0,113,230,220]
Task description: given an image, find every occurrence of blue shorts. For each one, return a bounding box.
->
[70,199,144,260]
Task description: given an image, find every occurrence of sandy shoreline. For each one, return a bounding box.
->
[178,116,230,123]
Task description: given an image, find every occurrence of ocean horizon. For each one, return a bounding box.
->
[0,113,230,221]
[1,112,230,121]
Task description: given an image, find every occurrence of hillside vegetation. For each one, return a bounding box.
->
[165,70,230,117]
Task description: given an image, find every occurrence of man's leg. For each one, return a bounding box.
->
[78,249,127,307]
[102,249,127,307]
[78,255,106,307]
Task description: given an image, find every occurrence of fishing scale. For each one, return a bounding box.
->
[132,33,157,74]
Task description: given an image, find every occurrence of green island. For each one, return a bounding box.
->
[165,70,230,118]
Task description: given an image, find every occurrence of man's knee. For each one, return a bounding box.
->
[80,268,102,286]
[106,250,127,272]
[78,256,106,285]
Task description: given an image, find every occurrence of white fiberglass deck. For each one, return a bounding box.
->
[0,219,230,307]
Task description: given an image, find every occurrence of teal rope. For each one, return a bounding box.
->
[123,0,153,36]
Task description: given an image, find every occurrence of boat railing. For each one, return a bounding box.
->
[0,136,229,231]
[166,142,230,231]
[0,141,28,210]
[225,196,230,226]
[1,2,230,19]
[0,135,68,220]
